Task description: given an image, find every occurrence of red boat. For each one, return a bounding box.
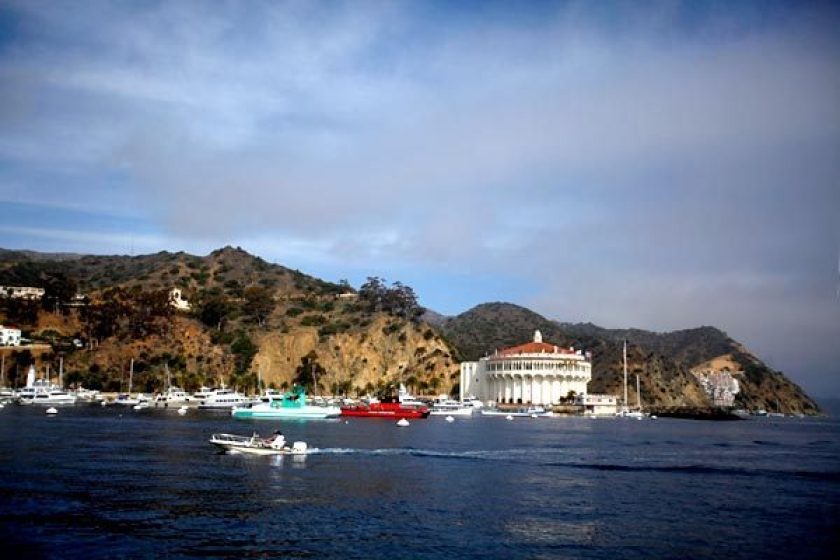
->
[340,400,430,419]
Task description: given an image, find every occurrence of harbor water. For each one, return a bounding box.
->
[1,405,838,559]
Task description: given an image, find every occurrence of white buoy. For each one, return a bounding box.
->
[445,415,455,422]
[651,415,658,419]
[177,406,187,415]
[396,418,410,427]
[46,407,58,415]
[100,400,107,407]
[505,414,514,421]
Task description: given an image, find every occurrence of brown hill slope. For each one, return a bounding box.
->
[0,248,458,396]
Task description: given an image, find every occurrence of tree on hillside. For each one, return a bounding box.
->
[242,286,274,328]
[129,289,173,338]
[196,292,233,331]
[230,332,258,375]
[359,277,423,321]
[294,351,326,395]
[80,288,132,343]
[41,272,78,315]
[1,295,40,326]
[359,276,387,312]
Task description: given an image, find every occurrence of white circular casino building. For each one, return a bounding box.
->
[459,331,592,406]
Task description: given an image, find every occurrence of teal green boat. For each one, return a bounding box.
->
[231,386,341,419]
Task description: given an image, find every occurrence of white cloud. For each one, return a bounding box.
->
[2,1,839,393]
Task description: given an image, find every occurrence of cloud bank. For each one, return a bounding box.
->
[0,1,838,394]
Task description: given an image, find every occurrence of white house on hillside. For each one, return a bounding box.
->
[0,325,21,346]
[169,288,191,311]
[0,286,45,300]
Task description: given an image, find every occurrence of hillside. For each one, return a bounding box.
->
[0,249,821,414]
[441,302,819,414]
[0,247,459,397]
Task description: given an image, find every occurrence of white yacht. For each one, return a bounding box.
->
[481,406,554,418]
[113,393,151,406]
[461,395,484,409]
[192,386,217,401]
[16,366,77,405]
[154,364,193,407]
[154,387,192,407]
[429,396,474,416]
[398,384,426,407]
[0,386,15,403]
[198,388,251,409]
[74,387,103,403]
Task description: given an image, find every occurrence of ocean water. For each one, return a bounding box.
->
[0,405,838,559]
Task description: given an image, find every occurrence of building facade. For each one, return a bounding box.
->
[459,330,592,406]
[0,325,21,346]
[0,286,45,300]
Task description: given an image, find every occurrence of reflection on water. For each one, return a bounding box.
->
[0,406,837,559]
[505,518,597,546]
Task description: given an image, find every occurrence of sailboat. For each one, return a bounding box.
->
[114,359,142,405]
[154,363,192,407]
[617,340,644,419]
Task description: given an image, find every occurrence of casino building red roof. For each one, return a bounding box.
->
[498,341,571,356]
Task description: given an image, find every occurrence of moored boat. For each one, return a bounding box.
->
[198,387,251,409]
[428,396,473,416]
[481,406,554,418]
[16,366,77,406]
[154,387,193,407]
[341,398,430,419]
[232,386,340,419]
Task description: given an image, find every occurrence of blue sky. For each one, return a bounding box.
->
[0,1,838,397]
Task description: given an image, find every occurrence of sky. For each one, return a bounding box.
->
[0,1,838,397]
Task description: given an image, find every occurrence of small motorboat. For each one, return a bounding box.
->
[209,432,308,456]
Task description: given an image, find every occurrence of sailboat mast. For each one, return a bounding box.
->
[636,374,641,411]
[623,340,628,411]
[59,356,63,388]
[129,359,134,394]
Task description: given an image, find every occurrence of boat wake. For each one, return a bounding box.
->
[304,447,566,462]
[302,448,840,482]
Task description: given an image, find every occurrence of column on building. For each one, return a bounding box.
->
[542,375,552,405]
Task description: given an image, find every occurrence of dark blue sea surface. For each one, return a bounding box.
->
[1,405,838,559]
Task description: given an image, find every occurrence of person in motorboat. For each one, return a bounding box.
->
[269,430,285,449]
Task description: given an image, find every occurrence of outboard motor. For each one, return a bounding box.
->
[291,441,307,454]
